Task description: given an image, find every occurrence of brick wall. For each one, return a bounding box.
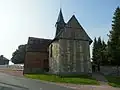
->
[24,52,49,74]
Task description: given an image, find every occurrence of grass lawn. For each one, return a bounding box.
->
[25,74,99,85]
[105,76,120,88]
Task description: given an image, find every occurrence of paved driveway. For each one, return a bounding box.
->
[0,70,119,90]
[0,72,73,90]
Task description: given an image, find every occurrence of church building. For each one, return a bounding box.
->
[24,9,92,75]
[49,9,92,75]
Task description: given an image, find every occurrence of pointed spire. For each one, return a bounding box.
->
[55,9,65,36]
[57,8,65,23]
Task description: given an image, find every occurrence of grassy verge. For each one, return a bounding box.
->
[105,76,120,88]
[24,74,99,85]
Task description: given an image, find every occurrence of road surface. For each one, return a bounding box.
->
[0,72,73,90]
[0,71,119,90]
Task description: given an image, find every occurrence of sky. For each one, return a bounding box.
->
[0,0,119,64]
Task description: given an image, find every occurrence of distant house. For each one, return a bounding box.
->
[0,55,9,65]
[24,37,51,74]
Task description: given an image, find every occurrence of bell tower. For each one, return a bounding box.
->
[55,9,65,36]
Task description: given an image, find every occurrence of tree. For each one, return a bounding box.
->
[100,40,109,65]
[11,44,26,64]
[108,7,120,75]
[107,40,113,65]
[92,37,109,71]
[92,37,101,71]
[96,37,102,71]
[92,37,97,65]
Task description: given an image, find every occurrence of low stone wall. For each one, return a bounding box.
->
[100,66,120,76]
[0,64,23,70]
[7,64,23,70]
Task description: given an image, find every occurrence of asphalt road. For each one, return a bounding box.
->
[0,72,74,90]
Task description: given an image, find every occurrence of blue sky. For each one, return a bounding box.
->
[0,0,119,63]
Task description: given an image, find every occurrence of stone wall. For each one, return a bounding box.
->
[100,66,120,76]
[49,38,92,74]
[49,41,60,74]
[59,39,92,74]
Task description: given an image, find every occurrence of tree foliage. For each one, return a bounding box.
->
[92,7,120,68]
[108,7,120,66]
[11,44,26,64]
[100,40,109,65]
[92,37,97,64]
[92,37,108,66]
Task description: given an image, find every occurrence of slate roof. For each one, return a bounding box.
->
[53,15,92,44]
[26,37,52,52]
[67,15,92,44]
[0,55,9,61]
[55,9,66,37]
[57,9,65,24]
[0,55,9,65]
